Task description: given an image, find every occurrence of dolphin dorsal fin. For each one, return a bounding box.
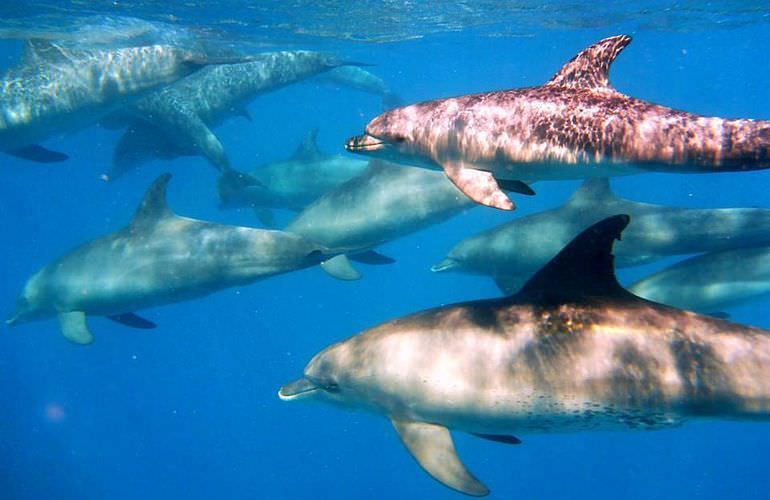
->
[513,214,633,304]
[291,128,324,162]
[564,178,616,208]
[546,35,631,90]
[131,173,174,227]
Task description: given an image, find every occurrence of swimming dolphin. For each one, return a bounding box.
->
[217,129,369,226]
[279,215,770,496]
[6,174,353,344]
[345,34,770,210]
[107,53,391,179]
[433,178,770,294]
[316,66,402,109]
[283,159,517,276]
[630,246,770,314]
[0,41,227,163]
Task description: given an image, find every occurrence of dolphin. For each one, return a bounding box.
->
[630,246,770,314]
[433,178,770,294]
[6,174,354,344]
[316,66,403,109]
[279,215,770,496]
[217,129,369,226]
[0,40,228,163]
[283,159,520,276]
[345,35,770,210]
[106,53,391,179]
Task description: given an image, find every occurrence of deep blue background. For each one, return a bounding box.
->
[1,18,769,500]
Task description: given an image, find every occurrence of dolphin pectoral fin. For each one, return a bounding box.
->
[7,145,69,163]
[254,208,277,228]
[106,313,156,329]
[442,162,513,211]
[493,275,527,296]
[320,255,361,280]
[349,250,396,265]
[497,179,535,196]
[470,433,522,445]
[58,311,94,345]
[391,419,489,497]
[236,108,253,122]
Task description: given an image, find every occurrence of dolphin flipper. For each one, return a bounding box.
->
[107,313,156,329]
[320,255,361,280]
[349,250,395,265]
[497,179,535,196]
[58,311,94,345]
[254,209,277,228]
[470,433,522,445]
[391,419,489,497]
[7,145,69,163]
[442,161,513,211]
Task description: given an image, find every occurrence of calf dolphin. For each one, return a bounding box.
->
[630,246,770,314]
[433,178,770,294]
[0,41,225,163]
[107,54,392,179]
[6,174,350,344]
[280,215,770,496]
[217,129,369,226]
[283,159,505,276]
[346,35,770,210]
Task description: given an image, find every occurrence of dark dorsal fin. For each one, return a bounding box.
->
[564,178,616,208]
[131,173,174,227]
[291,128,324,162]
[513,214,633,304]
[546,35,632,90]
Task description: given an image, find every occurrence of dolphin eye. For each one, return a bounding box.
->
[323,382,340,393]
[391,135,407,143]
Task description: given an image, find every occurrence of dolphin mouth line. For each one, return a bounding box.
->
[278,377,320,401]
[345,133,387,152]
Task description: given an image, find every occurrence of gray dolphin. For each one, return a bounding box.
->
[0,41,226,163]
[283,159,496,276]
[6,174,352,344]
[107,53,391,179]
[630,246,770,314]
[316,66,402,109]
[433,178,770,294]
[345,35,770,210]
[217,129,369,226]
[280,215,770,496]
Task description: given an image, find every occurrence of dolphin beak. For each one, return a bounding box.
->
[278,377,320,401]
[345,133,386,153]
[430,258,458,273]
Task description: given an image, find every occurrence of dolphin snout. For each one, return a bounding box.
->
[278,377,320,401]
[431,258,459,273]
[345,133,386,153]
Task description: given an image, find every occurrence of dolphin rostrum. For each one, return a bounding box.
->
[345,35,770,210]
[217,129,369,226]
[280,215,770,496]
[0,41,228,163]
[107,53,391,179]
[6,174,353,344]
[630,246,770,314]
[433,178,770,294]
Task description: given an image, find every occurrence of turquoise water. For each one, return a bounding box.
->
[1,4,770,499]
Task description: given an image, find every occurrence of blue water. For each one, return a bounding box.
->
[1,5,770,499]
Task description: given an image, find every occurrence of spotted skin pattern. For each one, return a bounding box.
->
[347,35,770,210]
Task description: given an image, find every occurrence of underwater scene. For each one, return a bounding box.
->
[2,2,770,499]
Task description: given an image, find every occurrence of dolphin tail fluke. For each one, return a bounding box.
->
[442,161,514,210]
[349,250,395,265]
[58,311,94,345]
[6,145,69,163]
[320,255,361,280]
[254,208,277,228]
[391,419,489,497]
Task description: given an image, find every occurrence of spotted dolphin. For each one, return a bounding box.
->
[107,53,391,179]
[0,41,227,163]
[6,174,354,344]
[433,178,770,294]
[346,35,770,210]
[217,129,369,226]
[280,215,770,496]
[630,246,770,314]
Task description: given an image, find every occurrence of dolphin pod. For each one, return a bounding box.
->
[345,35,770,210]
[6,174,357,344]
[432,178,770,294]
[280,215,770,496]
[0,40,240,163]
